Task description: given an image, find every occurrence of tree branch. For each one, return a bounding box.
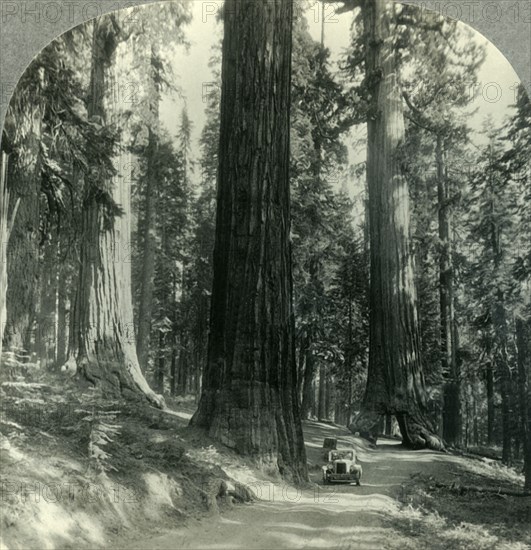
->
[402,91,438,134]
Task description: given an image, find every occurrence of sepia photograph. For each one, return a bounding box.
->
[0,0,530,548]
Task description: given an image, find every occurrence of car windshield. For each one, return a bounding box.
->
[330,450,353,461]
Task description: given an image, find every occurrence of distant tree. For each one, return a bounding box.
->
[132,3,191,374]
[135,43,164,374]
[466,125,522,464]
[400,11,485,446]
[290,12,359,421]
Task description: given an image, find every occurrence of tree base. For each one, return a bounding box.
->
[63,355,165,409]
[191,387,308,484]
[349,410,380,444]
[396,411,445,451]
[350,409,444,451]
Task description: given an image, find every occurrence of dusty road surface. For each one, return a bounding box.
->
[118,421,467,550]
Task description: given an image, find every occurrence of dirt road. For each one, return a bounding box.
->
[119,421,460,550]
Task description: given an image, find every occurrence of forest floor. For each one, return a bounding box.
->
[1,380,530,550]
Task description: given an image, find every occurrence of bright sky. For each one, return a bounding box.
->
[160,1,522,186]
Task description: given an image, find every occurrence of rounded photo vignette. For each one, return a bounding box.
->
[0,0,530,123]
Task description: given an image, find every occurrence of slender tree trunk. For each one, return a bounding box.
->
[464,386,470,447]
[335,399,343,426]
[136,45,161,373]
[157,330,165,394]
[485,359,495,444]
[494,311,512,464]
[55,239,69,368]
[136,125,158,372]
[194,347,202,401]
[170,346,177,396]
[515,316,531,493]
[170,272,179,397]
[0,151,20,360]
[301,343,316,419]
[354,0,443,450]
[347,372,354,427]
[496,326,512,465]
[36,241,57,367]
[437,135,461,446]
[493,302,513,465]
[190,0,307,482]
[318,364,326,421]
[311,380,318,418]
[176,262,189,395]
[0,151,8,360]
[56,282,68,367]
[325,374,333,421]
[177,329,188,395]
[489,183,512,462]
[68,17,163,407]
[302,2,325,425]
[345,295,355,428]
[472,388,479,446]
[296,337,306,403]
[385,415,392,436]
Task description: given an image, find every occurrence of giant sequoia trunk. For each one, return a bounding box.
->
[190,0,308,482]
[354,0,443,450]
[437,135,461,446]
[68,17,162,407]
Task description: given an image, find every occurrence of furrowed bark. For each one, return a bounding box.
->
[354,0,443,450]
[190,0,308,482]
[68,16,163,408]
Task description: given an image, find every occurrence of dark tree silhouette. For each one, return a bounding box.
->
[191,0,308,482]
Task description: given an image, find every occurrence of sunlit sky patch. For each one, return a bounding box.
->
[159,1,522,189]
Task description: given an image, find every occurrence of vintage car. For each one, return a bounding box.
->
[322,448,361,485]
